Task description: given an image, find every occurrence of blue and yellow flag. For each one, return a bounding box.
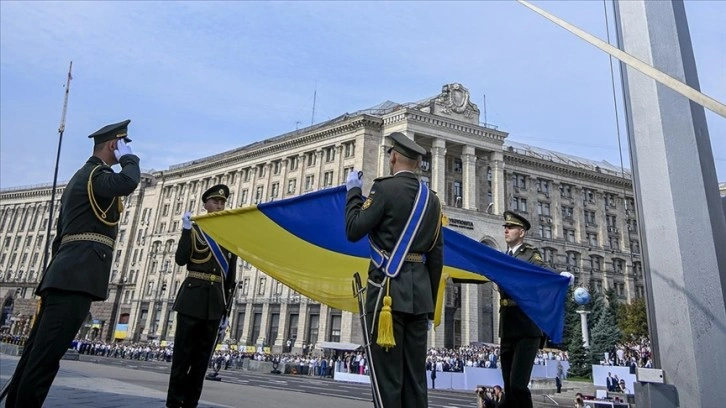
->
[194,186,568,343]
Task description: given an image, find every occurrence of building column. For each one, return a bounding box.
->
[462,145,477,210]
[276,303,289,347]
[431,138,446,203]
[489,151,505,215]
[461,283,480,345]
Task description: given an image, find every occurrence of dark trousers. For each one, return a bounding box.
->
[499,336,540,408]
[166,313,219,408]
[5,289,92,408]
[366,311,428,408]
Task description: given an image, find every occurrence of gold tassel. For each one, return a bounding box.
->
[376,279,396,351]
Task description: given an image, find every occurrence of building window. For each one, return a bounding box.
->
[636,285,645,298]
[563,228,576,243]
[566,251,580,271]
[323,171,334,187]
[590,255,602,272]
[289,156,299,171]
[538,225,553,239]
[512,173,526,189]
[560,183,573,198]
[244,168,251,182]
[307,313,320,345]
[630,240,640,254]
[325,147,336,162]
[587,232,598,247]
[343,167,354,180]
[258,164,266,178]
[561,206,574,220]
[633,262,643,279]
[273,161,281,175]
[453,158,462,173]
[257,277,266,295]
[627,218,638,233]
[421,154,431,172]
[271,183,280,198]
[585,210,597,226]
[543,247,557,265]
[583,188,595,203]
[305,175,315,191]
[240,189,248,205]
[536,178,550,194]
[287,179,297,194]
[255,186,264,203]
[613,258,625,274]
[329,313,342,342]
[511,197,527,213]
[608,235,619,249]
[344,142,355,158]
[606,215,617,227]
[242,278,250,296]
[605,193,617,208]
[537,202,551,216]
[306,152,317,167]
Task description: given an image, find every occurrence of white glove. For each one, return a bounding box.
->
[218,316,228,337]
[560,271,575,286]
[428,320,434,332]
[346,169,362,191]
[113,139,133,161]
[181,211,192,230]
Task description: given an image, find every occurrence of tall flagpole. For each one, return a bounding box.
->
[40,61,73,274]
[0,61,73,403]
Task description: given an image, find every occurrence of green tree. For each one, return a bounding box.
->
[589,306,621,365]
[618,297,649,341]
[561,286,579,348]
[605,287,620,319]
[566,322,591,378]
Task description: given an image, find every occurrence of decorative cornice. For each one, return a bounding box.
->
[161,115,383,179]
[383,108,508,142]
[504,152,632,188]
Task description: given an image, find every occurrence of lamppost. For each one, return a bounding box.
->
[106,271,127,343]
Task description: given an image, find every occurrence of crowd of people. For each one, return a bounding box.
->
[600,337,653,369]
[425,344,569,372]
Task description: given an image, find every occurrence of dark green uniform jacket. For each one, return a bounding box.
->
[346,171,444,317]
[37,155,141,301]
[173,225,237,320]
[499,243,554,339]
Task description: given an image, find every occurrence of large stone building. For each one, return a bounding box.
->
[1,83,648,353]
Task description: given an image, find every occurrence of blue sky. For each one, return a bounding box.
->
[1,1,723,189]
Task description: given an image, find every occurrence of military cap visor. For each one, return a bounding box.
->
[88,119,132,145]
[202,184,230,202]
[388,132,426,159]
[503,210,531,230]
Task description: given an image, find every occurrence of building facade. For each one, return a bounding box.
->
[1,83,648,352]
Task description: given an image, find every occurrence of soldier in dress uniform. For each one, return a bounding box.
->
[498,211,572,408]
[345,131,444,408]
[4,120,141,408]
[166,184,237,408]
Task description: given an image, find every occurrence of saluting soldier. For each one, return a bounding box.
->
[345,131,444,408]
[498,211,573,408]
[5,120,141,408]
[166,184,237,408]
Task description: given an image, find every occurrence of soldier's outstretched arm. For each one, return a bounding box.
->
[175,228,192,266]
[345,181,385,241]
[92,154,141,198]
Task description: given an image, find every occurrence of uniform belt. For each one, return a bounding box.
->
[500,299,517,307]
[60,233,114,248]
[380,251,426,263]
[187,271,222,282]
